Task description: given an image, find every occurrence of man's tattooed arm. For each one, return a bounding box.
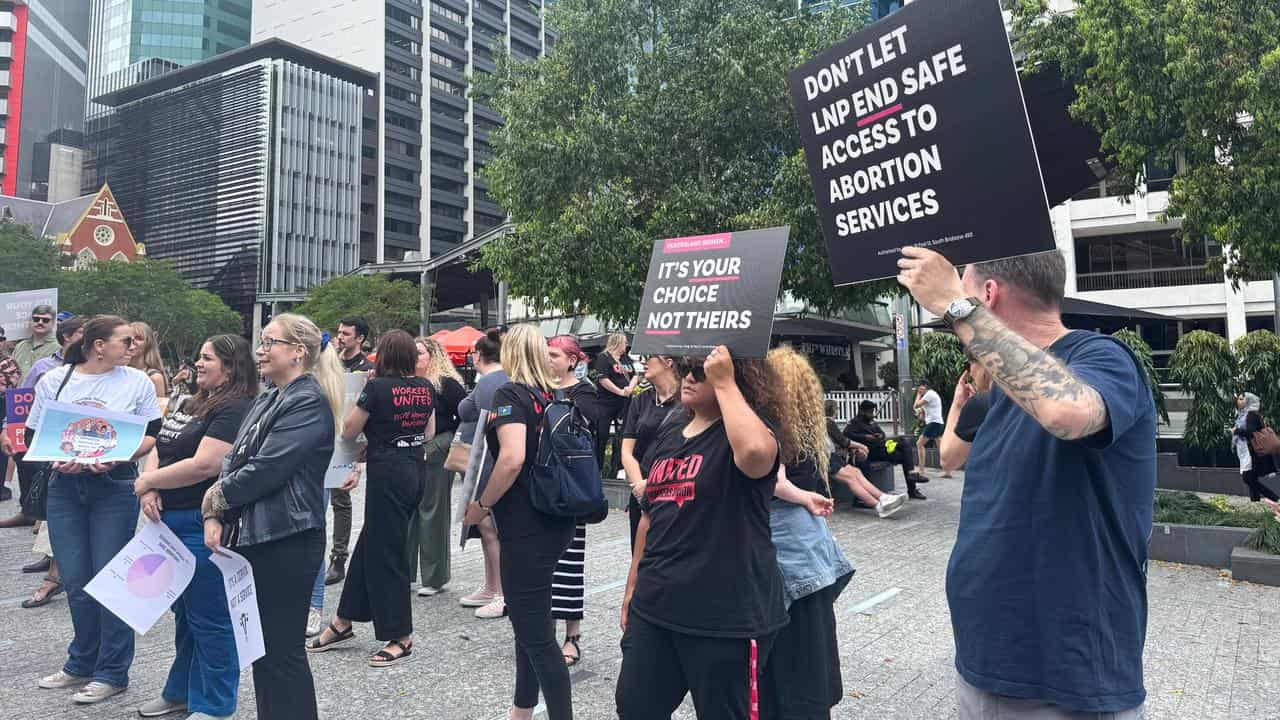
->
[953,306,1109,441]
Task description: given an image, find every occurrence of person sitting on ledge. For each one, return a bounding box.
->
[842,400,927,500]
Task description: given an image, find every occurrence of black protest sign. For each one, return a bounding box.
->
[788,0,1055,285]
[631,227,789,358]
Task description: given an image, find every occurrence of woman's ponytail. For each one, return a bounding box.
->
[312,342,346,430]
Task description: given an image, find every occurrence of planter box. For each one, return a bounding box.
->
[603,477,632,511]
[1230,547,1280,587]
[1156,453,1251,497]
[831,462,895,509]
[1148,522,1253,568]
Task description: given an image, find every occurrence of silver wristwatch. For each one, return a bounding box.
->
[943,297,982,327]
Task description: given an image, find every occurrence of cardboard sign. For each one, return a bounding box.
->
[0,288,58,341]
[24,401,148,464]
[4,388,33,453]
[631,227,789,358]
[209,547,266,669]
[324,372,368,489]
[788,0,1055,285]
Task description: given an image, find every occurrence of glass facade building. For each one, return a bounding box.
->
[86,0,251,119]
[91,40,378,319]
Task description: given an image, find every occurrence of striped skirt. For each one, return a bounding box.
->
[551,523,587,620]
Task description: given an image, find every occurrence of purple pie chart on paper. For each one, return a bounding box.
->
[125,554,174,598]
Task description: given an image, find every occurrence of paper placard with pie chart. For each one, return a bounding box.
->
[24,400,148,464]
[85,520,197,635]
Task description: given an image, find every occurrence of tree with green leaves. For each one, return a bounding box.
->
[1234,329,1280,427]
[1111,329,1170,426]
[0,221,63,293]
[59,259,242,363]
[478,0,896,326]
[1169,330,1235,454]
[910,331,967,415]
[293,274,420,340]
[1012,0,1280,283]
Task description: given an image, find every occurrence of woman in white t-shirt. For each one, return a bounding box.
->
[27,315,163,706]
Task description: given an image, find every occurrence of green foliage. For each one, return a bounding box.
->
[910,331,966,414]
[0,222,63,293]
[1111,329,1170,425]
[60,259,241,364]
[477,0,895,324]
[1154,491,1280,556]
[293,275,420,340]
[1012,0,1280,285]
[877,360,899,390]
[1169,330,1235,452]
[1234,330,1280,426]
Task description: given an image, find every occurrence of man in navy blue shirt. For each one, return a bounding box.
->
[898,248,1155,719]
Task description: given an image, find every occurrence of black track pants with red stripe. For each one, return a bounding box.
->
[616,611,776,720]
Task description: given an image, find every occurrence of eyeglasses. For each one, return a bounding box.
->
[30,317,52,325]
[120,337,136,348]
[258,336,299,351]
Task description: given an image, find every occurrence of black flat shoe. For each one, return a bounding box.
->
[22,556,51,574]
[908,490,927,500]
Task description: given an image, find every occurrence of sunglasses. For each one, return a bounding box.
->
[120,336,136,348]
[679,360,706,384]
[30,317,52,325]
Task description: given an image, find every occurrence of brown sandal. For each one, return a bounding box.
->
[369,639,412,668]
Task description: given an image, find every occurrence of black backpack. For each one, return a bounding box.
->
[523,386,608,522]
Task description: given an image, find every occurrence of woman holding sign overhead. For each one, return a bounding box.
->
[307,330,436,667]
[200,313,342,720]
[131,334,257,719]
[28,315,164,706]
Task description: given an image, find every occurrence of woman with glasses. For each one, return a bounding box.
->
[128,322,170,413]
[617,346,787,719]
[200,314,343,720]
[30,316,164,706]
[132,335,257,719]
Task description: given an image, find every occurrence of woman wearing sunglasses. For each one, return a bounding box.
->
[617,345,787,719]
[29,315,164,706]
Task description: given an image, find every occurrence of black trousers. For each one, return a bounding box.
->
[1242,470,1280,502]
[500,520,576,719]
[627,495,643,552]
[616,612,776,720]
[863,443,920,494]
[238,527,324,720]
[594,401,626,475]
[338,456,423,640]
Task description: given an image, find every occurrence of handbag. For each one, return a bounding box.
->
[443,429,472,473]
[22,366,75,521]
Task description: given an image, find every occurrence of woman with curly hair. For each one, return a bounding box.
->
[617,346,786,719]
[759,345,856,720]
[406,337,468,596]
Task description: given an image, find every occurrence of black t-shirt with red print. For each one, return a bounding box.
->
[486,382,576,541]
[592,352,631,410]
[357,376,435,462]
[632,418,788,638]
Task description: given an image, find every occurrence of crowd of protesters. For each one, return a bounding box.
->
[6,246,1280,720]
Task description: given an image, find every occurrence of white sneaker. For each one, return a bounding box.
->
[38,670,91,689]
[474,596,506,619]
[306,607,323,638]
[138,697,187,717]
[417,585,444,597]
[876,493,906,518]
[72,681,126,704]
[459,587,495,608]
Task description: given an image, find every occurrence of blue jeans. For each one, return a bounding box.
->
[309,489,331,610]
[46,467,141,687]
[161,508,239,716]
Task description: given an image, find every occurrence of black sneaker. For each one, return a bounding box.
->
[908,490,928,500]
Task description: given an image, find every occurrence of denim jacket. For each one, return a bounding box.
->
[769,499,854,609]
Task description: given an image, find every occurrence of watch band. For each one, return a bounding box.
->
[944,297,983,327]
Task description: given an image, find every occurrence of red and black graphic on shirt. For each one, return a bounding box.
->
[645,452,703,507]
[389,384,433,446]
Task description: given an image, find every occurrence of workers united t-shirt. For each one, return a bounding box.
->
[948,331,1156,713]
[632,419,788,639]
[357,376,435,462]
[592,353,630,410]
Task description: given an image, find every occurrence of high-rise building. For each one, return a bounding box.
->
[91,39,378,322]
[253,0,555,264]
[0,0,89,198]
[85,0,253,120]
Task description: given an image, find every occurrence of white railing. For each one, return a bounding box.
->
[824,390,900,433]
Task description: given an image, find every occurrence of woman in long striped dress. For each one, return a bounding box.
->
[546,334,597,666]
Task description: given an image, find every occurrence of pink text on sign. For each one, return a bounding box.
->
[663,232,732,254]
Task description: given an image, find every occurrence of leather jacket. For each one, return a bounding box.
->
[219,374,334,547]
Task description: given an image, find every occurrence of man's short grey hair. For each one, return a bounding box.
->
[30,304,54,317]
[970,251,1066,309]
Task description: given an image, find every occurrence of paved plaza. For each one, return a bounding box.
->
[1,473,1278,720]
